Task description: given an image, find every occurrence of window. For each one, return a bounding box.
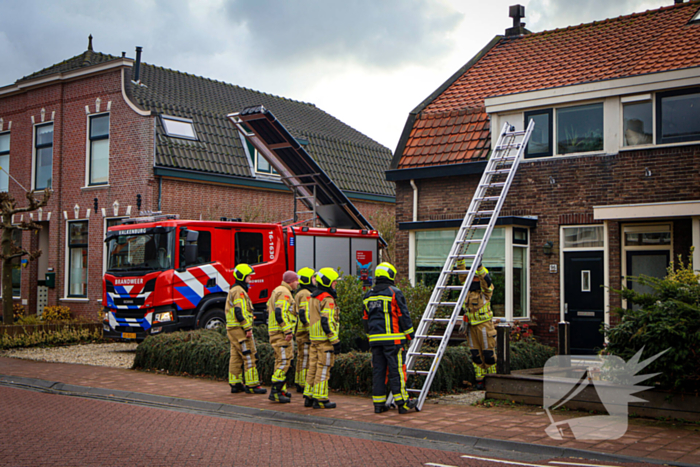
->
[524,110,552,158]
[34,124,53,190]
[657,88,700,144]
[189,230,212,265]
[10,230,21,297]
[67,221,88,297]
[623,100,653,146]
[89,114,109,185]
[557,103,604,155]
[246,139,278,175]
[0,132,9,192]
[235,232,264,265]
[103,217,126,273]
[162,116,196,139]
[563,226,604,249]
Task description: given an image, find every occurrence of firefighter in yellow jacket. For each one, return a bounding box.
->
[267,271,299,403]
[293,267,315,394]
[226,264,266,394]
[304,267,341,409]
[457,262,496,390]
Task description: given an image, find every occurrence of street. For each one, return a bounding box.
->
[0,385,659,467]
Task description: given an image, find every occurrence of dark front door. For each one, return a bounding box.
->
[564,251,604,355]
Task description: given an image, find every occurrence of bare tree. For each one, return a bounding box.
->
[0,189,50,324]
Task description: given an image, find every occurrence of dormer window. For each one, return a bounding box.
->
[556,103,603,155]
[622,95,652,147]
[162,116,197,140]
[656,87,700,144]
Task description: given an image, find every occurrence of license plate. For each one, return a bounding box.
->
[122,332,137,339]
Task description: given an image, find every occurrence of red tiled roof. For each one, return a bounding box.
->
[397,1,700,169]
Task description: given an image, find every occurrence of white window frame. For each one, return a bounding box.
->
[103,216,128,274]
[64,219,89,300]
[620,94,654,149]
[0,131,9,192]
[410,225,530,321]
[161,115,197,140]
[32,122,54,191]
[86,112,110,187]
[620,223,673,307]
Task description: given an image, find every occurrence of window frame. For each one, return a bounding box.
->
[66,220,89,298]
[0,131,9,192]
[656,86,700,145]
[245,139,279,177]
[33,122,54,190]
[161,115,197,140]
[87,112,110,186]
[524,109,553,158]
[620,95,654,148]
[555,102,605,156]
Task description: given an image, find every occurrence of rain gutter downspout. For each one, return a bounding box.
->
[410,179,418,222]
[409,179,418,285]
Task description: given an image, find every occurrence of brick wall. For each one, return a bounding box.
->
[394,145,700,345]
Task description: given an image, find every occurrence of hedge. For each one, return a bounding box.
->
[133,329,555,394]
[0,325,105,350]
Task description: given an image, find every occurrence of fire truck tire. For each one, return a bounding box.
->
[199,308,226,330]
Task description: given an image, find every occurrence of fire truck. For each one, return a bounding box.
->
[102,215,380,341]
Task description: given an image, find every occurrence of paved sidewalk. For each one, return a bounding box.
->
[1,357,698,465]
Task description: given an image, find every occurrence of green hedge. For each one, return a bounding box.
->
[0,325,105,350]
[134,329,555,394]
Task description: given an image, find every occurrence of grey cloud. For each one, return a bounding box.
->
[224,0,463,68]
[525,0,663,31]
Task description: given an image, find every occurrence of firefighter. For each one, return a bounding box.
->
[457,262,496,390]
[293,267,316,394]
[226,263,266,394]
[304,267,341,409]
[267,271,298,403]
[362,262,417,414]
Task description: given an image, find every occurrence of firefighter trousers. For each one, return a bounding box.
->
[295,333,311,388]
[270,332,292,386]
[304,341,335,401]
[468,320,497,381]
[371,344,409,405]
[227,327,260,387]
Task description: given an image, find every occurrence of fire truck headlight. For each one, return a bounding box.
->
[155,312,173,323]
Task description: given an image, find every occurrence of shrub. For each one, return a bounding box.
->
[0,325,104,350]
[42,306,72,322]
[15,315,41,326]
[335,274,367,352]
[604,254,700,392]
[510,340,556,371]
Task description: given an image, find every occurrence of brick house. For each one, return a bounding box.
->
[387,2,700,352]
[0,39,394,320]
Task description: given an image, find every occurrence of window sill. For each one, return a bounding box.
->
[521,150,607,162]
[619,140,700,152]
[81,185,110,191]
[60,297,90,302]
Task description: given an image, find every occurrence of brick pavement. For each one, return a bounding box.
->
[1,356,699,465]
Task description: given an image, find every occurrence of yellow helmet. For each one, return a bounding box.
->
[233,263,254,282]
[316,267,339,288]
[297,267,315,286]
[375,262,397,281]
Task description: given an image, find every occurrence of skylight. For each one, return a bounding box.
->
[162,116,196,139]
[693,8,700,23]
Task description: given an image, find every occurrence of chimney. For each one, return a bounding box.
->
[674,0,684,4]
[133,46,143,83]
[506,5,528,37]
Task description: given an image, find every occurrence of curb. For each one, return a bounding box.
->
[0,374,694,467]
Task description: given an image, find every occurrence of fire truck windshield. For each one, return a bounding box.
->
[106,230,174,272]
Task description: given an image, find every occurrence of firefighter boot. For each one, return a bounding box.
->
[304,396,314,408]
[313,400,337,409]
[374,404,388,414]
[230,383,245,394]
[245,385,267,394]
[282,383,292,399]
[269,383,291,403]
[295,383,304,394]
[398,399,418,414]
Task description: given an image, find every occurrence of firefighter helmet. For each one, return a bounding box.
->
[316,268,339,288]
[233,263,254,282]
[297,267,315,286]
[375,262,397,281]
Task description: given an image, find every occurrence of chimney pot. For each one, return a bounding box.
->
[134,46,143,83]
[674,0,684,4]
[506,5,528,37]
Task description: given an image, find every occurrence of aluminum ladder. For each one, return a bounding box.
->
[399,120,535,411]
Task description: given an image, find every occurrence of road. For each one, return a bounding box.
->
[0,386,657,467]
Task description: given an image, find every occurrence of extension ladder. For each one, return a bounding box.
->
[399,120,535,411]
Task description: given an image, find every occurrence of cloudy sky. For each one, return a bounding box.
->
[0,0,664,150]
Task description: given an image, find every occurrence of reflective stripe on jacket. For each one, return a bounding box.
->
[464,280,494,325]
[362,283,414,346]
[294,287,313,335]
[267,282,295,334]
[309,292,340,344]
[225,284,254,330]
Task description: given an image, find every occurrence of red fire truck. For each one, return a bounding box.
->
[102,215,380,341]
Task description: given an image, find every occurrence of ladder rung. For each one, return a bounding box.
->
[485,169,512,175]
[415,335,445,340]
[502,130,527,136]
[481,182,506,188]
[295,210,316,214]
[494,143,521,151]
[412,352,437,357]
[435,286,463,291]
[475,196,500,201]
[450,269,473,275]
[429,301,457,307]
[407,370,430,376]
[422,317,452,323]
[406,388,422,393]
[448,254,476,259]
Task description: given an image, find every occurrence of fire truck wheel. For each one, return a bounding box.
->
[200,308,226,330]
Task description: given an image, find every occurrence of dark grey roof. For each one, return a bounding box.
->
[19,50,120,82]
[128,63,394,197]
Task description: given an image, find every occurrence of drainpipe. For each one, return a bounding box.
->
[410,179,418,222]
[133,46,142,83]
